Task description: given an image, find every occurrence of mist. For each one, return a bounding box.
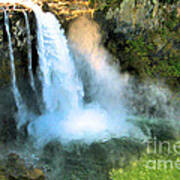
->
[27,15,179,147]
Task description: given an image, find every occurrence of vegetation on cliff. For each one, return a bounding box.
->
[94,0,180,89]
[0,0,180,180]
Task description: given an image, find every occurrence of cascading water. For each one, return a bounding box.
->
[27,5,147,147]
[27,7,112,145]
[2,1,143,146]
[1,2,180,180]
[32,6,84,113]
[4,9,28,127]
[2,1,179,149]
[0,1,145,146]
[23,11,36,93]
[0,0,147,148]
[4,10,22,109]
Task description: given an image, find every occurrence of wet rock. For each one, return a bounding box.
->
[0,153,45,180]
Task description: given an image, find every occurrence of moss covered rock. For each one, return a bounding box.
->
[94,1,180,89]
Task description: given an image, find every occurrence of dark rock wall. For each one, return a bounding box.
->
[0,11,38,142]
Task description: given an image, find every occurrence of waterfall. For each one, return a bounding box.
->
[27,6,143,146]
[0,1,179,150]
[4,10,25,118]
[23,11,36,92]
[27,6,115,145]
[31,6,84,113]
[2,3,143,146]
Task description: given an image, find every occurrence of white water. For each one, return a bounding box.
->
[24,11,36,92]
[3,1,144,146]
[4,10,27,126]
[3,1,178,148]
[25,6,143,146]
[31,6,84,113]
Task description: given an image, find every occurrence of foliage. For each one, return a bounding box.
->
[104,4,180,89]
[93,0,179,10]
[40,138,144,179]
[124,28,180,79]
[91,0,123,10]
[159,0,179,4]
[110,144,180,180]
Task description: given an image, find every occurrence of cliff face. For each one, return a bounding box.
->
[94,0,180,89]
[0,11,37,145]
[0,153,45,180]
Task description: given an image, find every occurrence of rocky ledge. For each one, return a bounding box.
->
[0,153,45,180]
